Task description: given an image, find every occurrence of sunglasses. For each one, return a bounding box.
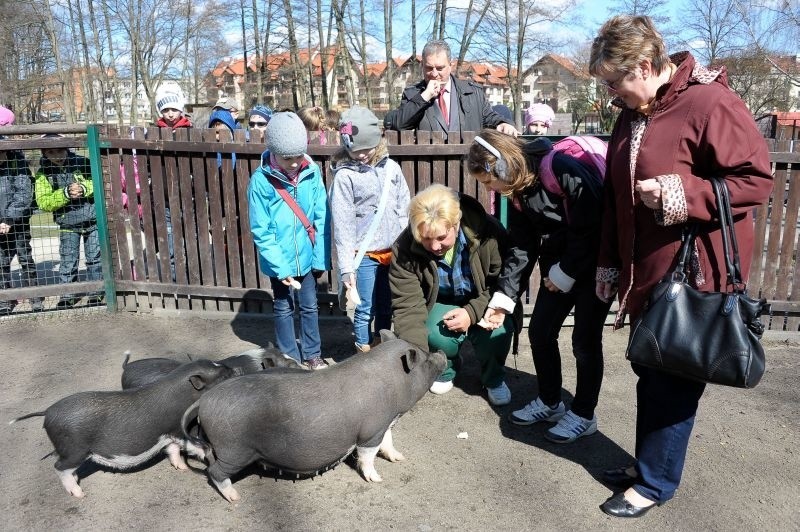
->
[599,71,629,93]
[249,121,268,128]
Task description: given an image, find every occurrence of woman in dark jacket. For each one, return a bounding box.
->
[589,15,772,517]
[468,128,612,444]
[390,184,516,406]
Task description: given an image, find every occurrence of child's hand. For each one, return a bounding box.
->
[0,223,10,234]
[283,277,302,290]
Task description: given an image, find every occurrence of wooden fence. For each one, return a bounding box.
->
[0,125,798,330]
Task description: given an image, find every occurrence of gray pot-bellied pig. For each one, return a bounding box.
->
[10,359,235,498]
[121,345,304,389]
[182,330,446,502]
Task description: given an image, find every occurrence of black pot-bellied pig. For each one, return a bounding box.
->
[121,345,304,389]
[10,359,235,498]
[181,330,447,502]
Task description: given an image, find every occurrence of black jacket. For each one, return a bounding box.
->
[497,138,604,300]
[392,76,512,136]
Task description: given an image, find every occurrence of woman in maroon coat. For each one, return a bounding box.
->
[589,15,773,517]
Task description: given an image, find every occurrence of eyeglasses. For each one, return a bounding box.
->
[599,71,629,93]
[249,121,268,128]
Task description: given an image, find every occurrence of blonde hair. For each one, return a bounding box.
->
[465,129,535,196]
[330,137,388,167]
[408,184,462,243]
[296,106,327,131]
[589,15,670,77]
[325,109,341,130]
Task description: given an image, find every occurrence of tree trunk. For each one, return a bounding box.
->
[252,0,263,104]
[384,0,394,109]
[283,0,306,108]
[317,0,329,109]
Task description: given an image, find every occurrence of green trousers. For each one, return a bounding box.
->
[426,302,513,388]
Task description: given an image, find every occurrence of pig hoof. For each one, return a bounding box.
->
[69,486,85,498]
[358,463,383,482]
[381,449,406,463]
[214,478,241,502]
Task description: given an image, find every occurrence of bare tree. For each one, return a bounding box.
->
[679,0,744,66]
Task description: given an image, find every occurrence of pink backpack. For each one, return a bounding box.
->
[539,136,608,206]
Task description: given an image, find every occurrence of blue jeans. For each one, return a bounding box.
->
[352,257,392,347]
[631,362,706,504]
[270,272,321,363]
[59,226,102,297]
[528,276,612,419]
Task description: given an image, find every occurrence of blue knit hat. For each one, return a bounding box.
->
[208,109,237,132]
[266,112,308,157]
[249,105,273,123]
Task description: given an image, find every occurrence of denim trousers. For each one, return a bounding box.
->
[630,362,706,504]
[528,276,611,419]
[270,272,321,363]
[0,221,38,291]
[426,302,513,388]
[59,227,102,296]
[352,257,392,347]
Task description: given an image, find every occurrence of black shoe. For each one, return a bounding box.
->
[600,492,656,518]
[602,466,639,489]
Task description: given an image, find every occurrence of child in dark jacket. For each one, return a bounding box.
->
[0,140,42,313]
[34,139,103,308]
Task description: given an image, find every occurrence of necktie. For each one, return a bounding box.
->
[438,89,449,127]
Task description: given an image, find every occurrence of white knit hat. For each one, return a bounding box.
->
[155,90,185,113]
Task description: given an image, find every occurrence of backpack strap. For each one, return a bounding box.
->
[267,174,316,246]
[538,148,565,198]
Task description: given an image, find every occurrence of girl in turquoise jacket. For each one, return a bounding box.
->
[247,112,331,369]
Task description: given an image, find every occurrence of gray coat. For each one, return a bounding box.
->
[392,76,512,136]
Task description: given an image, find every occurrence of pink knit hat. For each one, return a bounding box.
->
[524,103,554,128]
[0,105,14,126]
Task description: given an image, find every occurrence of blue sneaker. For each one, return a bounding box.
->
[509,397,565,425]
[545,410,598,443]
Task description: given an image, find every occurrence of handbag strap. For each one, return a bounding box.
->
[711,177,743,289]
[267,174,316,246]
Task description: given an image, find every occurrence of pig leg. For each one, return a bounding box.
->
[377,429,405,463]
[211,477,240,503]
[356,445,382,482]
[57,468,84,498]
[165,442,188,470]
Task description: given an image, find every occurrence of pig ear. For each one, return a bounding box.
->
[188,375,206,390]
[401,349,419,373]
[379,329,397,343]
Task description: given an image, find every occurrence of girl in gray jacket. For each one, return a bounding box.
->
[329,107,410,352]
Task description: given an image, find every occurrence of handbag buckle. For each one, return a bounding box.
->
[666,281,683,301]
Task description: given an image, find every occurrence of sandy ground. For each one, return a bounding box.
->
[1,311,798,531]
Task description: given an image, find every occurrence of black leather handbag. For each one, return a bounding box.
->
[626,177,769,388]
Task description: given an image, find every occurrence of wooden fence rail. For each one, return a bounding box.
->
[0,126,798,331]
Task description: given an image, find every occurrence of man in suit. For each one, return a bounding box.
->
[392,40,518,138]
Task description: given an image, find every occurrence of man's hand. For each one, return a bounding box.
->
[422,79,445,101]
[496,122,519,137]
[0,222,10,234]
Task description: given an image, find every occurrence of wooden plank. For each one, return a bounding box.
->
[763,165,788,298]
[161,128,190,310]
[135,127,159,310]
[192,129,215,310]
[431,131,446,185]
[416,130,432,193]
[104,135,137,312]
[399,130,416,196]
[176,128,202,309]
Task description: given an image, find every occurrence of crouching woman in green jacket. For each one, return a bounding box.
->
[389,184,517,406]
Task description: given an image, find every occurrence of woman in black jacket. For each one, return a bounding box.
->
[467,128,612,444]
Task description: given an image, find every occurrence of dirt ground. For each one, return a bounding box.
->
[1,310,798,531]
